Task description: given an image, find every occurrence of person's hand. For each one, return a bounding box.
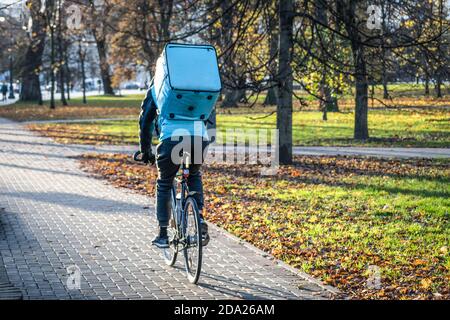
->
[133,151,156,165]
[142,151,156,165]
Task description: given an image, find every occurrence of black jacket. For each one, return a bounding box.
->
[138,84,158,153]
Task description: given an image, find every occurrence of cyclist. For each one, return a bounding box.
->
[138,80,210,249]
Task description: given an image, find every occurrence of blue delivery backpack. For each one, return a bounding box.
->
[152,43,222,122]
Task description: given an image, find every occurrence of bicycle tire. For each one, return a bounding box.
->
[182,197,202,284]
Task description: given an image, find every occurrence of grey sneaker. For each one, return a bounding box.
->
[152,234,169,249]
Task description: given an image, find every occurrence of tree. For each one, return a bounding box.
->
[77,38,88,104]
[218,0,245,108]
[263,2,279,106]
[109,0,175,75]
[432,0,448,98]
[19,0,47,104]
[315,0,338,117]
[44,0,57,109]
[335,0,369,140]
[199,0,269,108]
[277,0,294,165]
[88,0,115,95]
[57,0,67,105]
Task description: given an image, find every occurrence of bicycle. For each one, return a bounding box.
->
[134,150,203,284]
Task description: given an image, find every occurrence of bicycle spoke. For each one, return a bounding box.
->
[162,197,178,267]
[183,197,202,284]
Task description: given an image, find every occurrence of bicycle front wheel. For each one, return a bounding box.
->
[182,197,202,284]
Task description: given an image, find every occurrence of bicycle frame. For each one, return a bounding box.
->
[169,153,191,249]
[135,148,202,283]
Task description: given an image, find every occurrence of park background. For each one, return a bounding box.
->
[0,0,449,300]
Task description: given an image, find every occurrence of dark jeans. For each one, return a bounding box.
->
[155,136,209,227]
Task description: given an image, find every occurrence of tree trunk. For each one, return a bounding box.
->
[79,42,87,104]
[425,73,430,95]
[382,62,389,99]
[434,0,444,99]
[81,56,87,104]
[158,0,173,41]
[264,4,279,106]
[435,72,442,98]
[95,37,115,95]
[383,81,389,99]
[264,87,278,106]
[315,0,337,114]
[322,99,328,121]
[66,64,71,101]
[50,25,56,109]
[221,87,246,108]
[20,73,43,104]
[58,68,67,105]
[219,0,243,109]
[339,0,369,140]
[19,1,46,104]
[277,0,294,165]
[353,45,369,140]
[381,5,389,100]
[57,0,67,106]
[320,75,338,115]
[89,0,115,95]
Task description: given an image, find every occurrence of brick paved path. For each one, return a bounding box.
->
[0,118,336,300]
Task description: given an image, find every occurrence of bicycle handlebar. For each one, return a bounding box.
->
[133,150,190,167]
[134,151,144,162]
[133,151,156,165]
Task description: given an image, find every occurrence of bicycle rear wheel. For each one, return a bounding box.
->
[182,197,202,284]
[163,193,178,266]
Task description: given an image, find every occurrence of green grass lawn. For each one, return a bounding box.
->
[79,154,450,299]
[250,83,449,104]
[29,108,450,147]
[0,94,144,122]
[208,157,450,299]
[220,109,450,147]
[0,86,447,147]
[1,83,449,122]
